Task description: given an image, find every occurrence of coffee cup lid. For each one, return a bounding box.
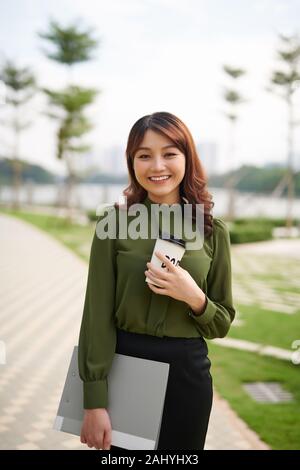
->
[159,231,186,249]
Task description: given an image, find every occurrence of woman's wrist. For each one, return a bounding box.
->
[188,287,207,316]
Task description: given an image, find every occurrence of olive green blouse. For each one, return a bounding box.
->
[78,195,235,409]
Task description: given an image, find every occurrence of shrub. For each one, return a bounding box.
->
[233,217,299,228]
[86,210,98,222]
[229,224,273,244]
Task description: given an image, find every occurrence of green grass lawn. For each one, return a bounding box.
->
[208,344,300,450]
[273,286,300,295]
[2,207,299,449]
[229,304,300,350]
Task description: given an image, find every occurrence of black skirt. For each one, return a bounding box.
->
[111,327,213,451]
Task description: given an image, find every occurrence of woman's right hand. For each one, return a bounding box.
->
[80,408,112,450]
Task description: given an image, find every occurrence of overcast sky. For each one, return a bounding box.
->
[0,0,300,176]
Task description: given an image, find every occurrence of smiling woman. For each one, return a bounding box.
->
[121,111,214,237]
[78,111,236,451]
[132,129,186,205]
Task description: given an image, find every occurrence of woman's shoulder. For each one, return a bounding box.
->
[203,217,230,254]
[211,217,231,252]
[212,217,230,234]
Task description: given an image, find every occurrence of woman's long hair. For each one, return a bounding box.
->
[115,111,214,237]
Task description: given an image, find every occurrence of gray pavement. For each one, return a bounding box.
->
[0,213,269,450]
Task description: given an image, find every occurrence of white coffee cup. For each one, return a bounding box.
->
[145,233,186,286]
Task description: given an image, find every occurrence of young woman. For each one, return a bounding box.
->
[78,111,235,450]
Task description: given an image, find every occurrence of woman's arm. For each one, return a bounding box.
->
[78,206,117,409]
[188,218,236,339]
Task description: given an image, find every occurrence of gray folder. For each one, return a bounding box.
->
[53,346,170,450]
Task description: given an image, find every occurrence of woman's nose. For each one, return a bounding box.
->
[150,157,166,171]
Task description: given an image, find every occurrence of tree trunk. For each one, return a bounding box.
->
[65,152,76,223]
[226,119,236,221]
[12,118,21,210]
[286,92,294,232]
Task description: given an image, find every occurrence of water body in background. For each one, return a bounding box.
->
[1,183,300,218]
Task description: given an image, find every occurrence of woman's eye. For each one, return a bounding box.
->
[137,153,176,159]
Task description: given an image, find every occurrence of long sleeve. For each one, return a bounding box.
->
[188,218,236,339]
[78,206,117,409]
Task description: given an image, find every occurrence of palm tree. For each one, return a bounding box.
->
[268,33,300,231]
[38,19,99,214]
[222,65,246,221]
[43,85,98,210]
[0,60,36,209]
[39,19,98,83]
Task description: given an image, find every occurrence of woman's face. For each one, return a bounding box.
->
[133,129,186,204]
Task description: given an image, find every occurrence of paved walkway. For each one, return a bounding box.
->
[0,214,269,450]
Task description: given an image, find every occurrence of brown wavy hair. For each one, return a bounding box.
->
[115,111,214,238]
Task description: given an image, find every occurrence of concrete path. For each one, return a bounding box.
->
[0,213,269,450]
[233,238,300,258]
[212,337,293,361]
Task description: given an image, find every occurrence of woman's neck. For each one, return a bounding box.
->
[147,191,181,205]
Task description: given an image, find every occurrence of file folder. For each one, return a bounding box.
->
[53,346,170,450]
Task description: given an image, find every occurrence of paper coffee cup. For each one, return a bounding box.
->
[145,233,186,286]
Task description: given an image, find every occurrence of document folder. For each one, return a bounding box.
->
[53,346,170,450]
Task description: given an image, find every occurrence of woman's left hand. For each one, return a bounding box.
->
[145,251,206,311]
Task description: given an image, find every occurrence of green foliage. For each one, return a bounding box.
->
[270,33,300,96]
[43,85,98,112]
[39,19,98,66]
[0,158,57,184]
[0,60,36,125]
[222,63,247,128]
[0,60,36,105]
[223,65,246,79]
[0,60,37,197]
[39,19,99,170]
[43,85,98,160]
[224,89,243,104]
[233,217,299,227]
[229,223,273,244]
[272,70,300,87]
[209,164,300,196]
[86,210,99,222]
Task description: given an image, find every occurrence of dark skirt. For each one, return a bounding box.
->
[110,327,213,451]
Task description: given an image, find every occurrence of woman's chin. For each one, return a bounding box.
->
[145,181,174,193]
[147,187,172,197]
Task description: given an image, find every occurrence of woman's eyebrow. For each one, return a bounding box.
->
[136,144,177,152]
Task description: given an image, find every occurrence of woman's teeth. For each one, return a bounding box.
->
[148,176,171,181]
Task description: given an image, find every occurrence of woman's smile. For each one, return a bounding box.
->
[148,175,172,184]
